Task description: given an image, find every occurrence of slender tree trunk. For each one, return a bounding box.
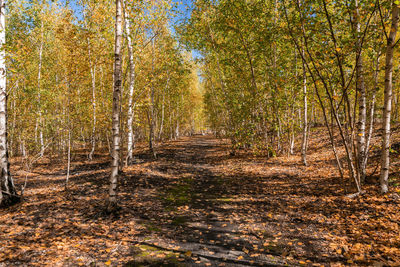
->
[88,46,97,161]
[118,53,124,173]
[124,1,136,164]
[301,48,308,166]
[380,2,399,193]
[158,91,165,141]
[108,0,123,211]
[363,55,380,175]
[65,79,72,189]
[169,105,173,140]
[355,0,367,183]
[38,20,45,157]
[277,116,282,153]
[65,128,71,189]
[158,74,169,141]
[394,87,399,121]
[149,39,156,154]
[19,137,26,157]
[289,127,295,155]
[0,0,18,205]
[175,120,179,139]
[8,98,12,157]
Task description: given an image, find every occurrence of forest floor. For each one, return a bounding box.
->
[1,129,400,266]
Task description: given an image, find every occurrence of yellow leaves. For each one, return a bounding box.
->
[335,47,341,53]
[184,250,192,257]
[105,260,112,266]
[237,255,244,260]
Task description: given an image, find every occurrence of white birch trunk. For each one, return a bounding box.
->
[38,20,45,157]
[108,0,123,211]
[0,0,17,205]
[363,55,380,174]
[65,129,71,189]
[355,0,367,183]
[301,48,308,166]
[158,73,170,141]
[380,3,399,193]
[149,39,156,153]
[88,45,96,161]
[124,1,136,164]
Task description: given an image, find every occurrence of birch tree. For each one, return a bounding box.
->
[0,0,18,206]
[108,0,123,211]
[123,0,139,164]
[380,0,399,193]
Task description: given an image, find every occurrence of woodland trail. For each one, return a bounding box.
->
[1,134,400,266]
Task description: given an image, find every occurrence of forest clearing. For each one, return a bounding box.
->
[1,0,400,266]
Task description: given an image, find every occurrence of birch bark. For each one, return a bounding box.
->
[301,48,308,166]
[355,0,367,183]
[123,0,136,164]
[108,0,123,211]
[38,20,45,157]
[88,45,97,161]
[0,0,17,205]
[380,2,399,193]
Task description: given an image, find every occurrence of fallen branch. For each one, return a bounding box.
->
[130,240,292,267]
[346,190,366,199]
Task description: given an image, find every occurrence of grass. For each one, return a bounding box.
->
[161,178,194,208]
[125,245,183,267]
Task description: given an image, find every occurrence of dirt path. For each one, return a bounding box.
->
[122,135,336,266]
[125,135,298,266]
[1,135,399,266]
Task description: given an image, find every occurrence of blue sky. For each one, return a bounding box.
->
[64,0,82,20]
[63,0,193,24]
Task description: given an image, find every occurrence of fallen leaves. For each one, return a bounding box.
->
[0,134,399,266]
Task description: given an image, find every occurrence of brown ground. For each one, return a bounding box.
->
[0,130,400,266]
